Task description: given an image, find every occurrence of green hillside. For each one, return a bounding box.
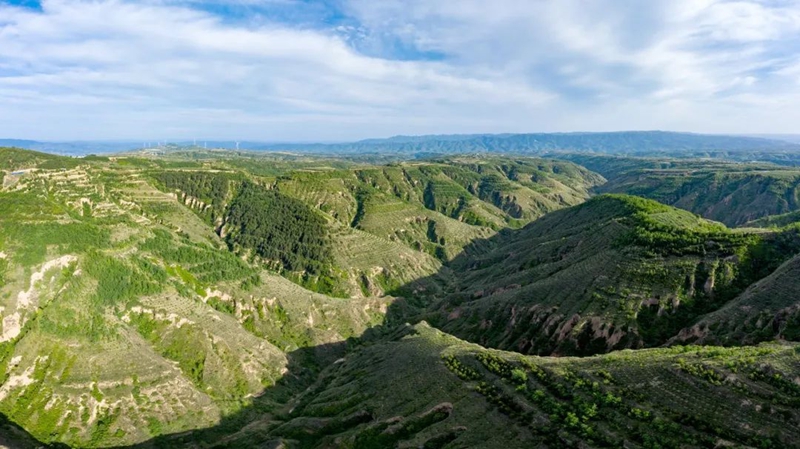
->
[745,210,800,228]
[2,147,800,448]
[408,195,800,355]
[0,155,388,447]
[273,157,604,258]
[122,322,800,449]
[148,156,602,297]
[0,149,603,447]
[563,154,800,227]
[676,251,800,345]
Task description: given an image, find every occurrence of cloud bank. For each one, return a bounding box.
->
[1,0,799,140]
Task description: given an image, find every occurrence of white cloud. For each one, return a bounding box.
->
[0,0,799,140]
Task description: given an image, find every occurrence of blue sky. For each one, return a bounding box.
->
[1,0,800,141]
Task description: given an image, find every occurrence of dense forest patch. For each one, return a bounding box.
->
[225,182,332,274]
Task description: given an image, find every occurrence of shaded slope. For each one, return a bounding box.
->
[409,195,800,356]
[676,252,800,345]
[0,410,60,449]
[117,322,800,449]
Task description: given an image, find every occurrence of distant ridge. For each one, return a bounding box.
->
[0,139,140,156]
[266,130,800,156]
[3,131,800,157]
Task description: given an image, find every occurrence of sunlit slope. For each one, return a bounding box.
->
[274,157,604,257]
[150,170,446,298]
[0,155,386,447]
[218,322,800,448]
[414,195,800,355]
[745,210,800,228]
[564,154,800,227]
[150,156,602,297]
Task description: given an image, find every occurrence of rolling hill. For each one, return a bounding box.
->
[149,156,603,297]
[101,323,800,448]
[562,154,800,227]
[0,149,601,447]
[407,195,800,355]
[2,147,800,448]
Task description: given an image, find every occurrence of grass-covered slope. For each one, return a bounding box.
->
[0,411,56,449]
[151,169,446,298]
[3,148,800,448]
[745,210,800,228]
[186,322,800,449]
[565,154,800,227]
[0,147,80,172]
[0,155,388,447]
[150,156,602,298]
[274,157,603,245]
[410,195,800,356]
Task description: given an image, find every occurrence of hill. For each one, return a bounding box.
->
[149,156,602,296]
[0,149,601,447]
[561,154,800,227]
[123,322,800,448]
[0,152,393,447]
[3,147,800,448]
[7,131,799,159]
[406,195,800,355]
[745,210,800,228]
[675,250,800,345]
[272,157,603,253]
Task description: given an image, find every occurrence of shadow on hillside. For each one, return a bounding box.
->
[5,230,512,449]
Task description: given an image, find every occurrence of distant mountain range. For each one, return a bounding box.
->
[0,139,142,156]
[3,131,800,158]
[271,131,800,155]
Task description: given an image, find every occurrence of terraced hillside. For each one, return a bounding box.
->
[563,154,800,227]
[745,210,800,228]
[0,149,603,447]
[117,323,800,448]
[0,151,389,447]
[273,157,604,258]
[3,147,800,448]
[150,156,602,296]
[411,195,800,356]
